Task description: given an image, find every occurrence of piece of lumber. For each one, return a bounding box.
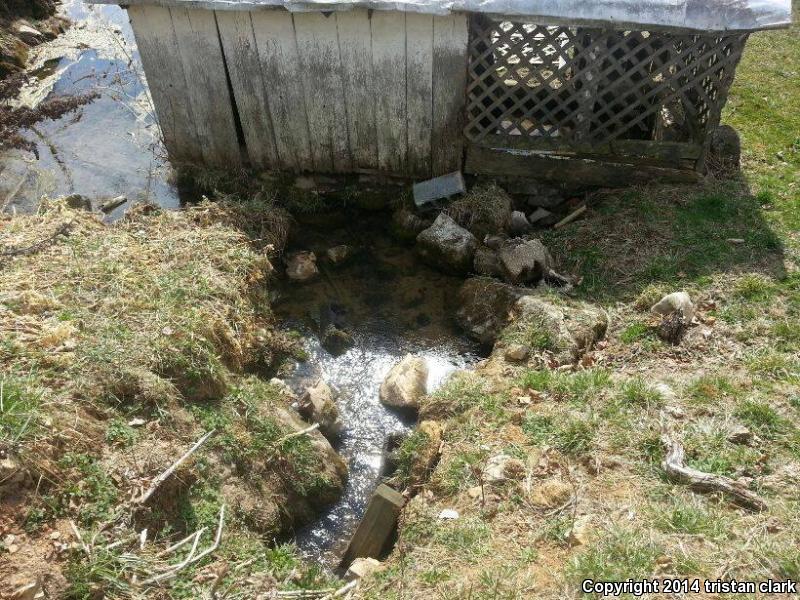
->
[413,171,465,209]
[340,484,405,568]
[662,436,767,511]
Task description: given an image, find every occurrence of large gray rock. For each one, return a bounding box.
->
[416,213,477,274]
[299,379,343,440]
[509,211,532,236]
[498,238,553,285]
[509,296,609,365]
[651,291,695,321]
[473,245,504,278]
[286,251,319,282]
[379,355,428,410]
[456,278,531,344]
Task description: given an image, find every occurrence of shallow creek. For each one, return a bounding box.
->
[1,0,480,566]
[274,212,478,565]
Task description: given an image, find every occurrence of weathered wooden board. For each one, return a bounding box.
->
[405,13,434,177]
[371,11,408,175]
[335,10,378,171]
[215,10,278,169]
[127,5,201,163]
[170,7,242,166]
[250,10,314,171]
[340,484,405,568]
[465,144,701,185]
[293,12,352,172]
[431,13,469,176]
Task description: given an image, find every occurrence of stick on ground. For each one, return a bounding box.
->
[137,429,215,505]
[661,436,767,511]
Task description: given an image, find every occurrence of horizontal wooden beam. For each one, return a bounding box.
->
[465,144,701,186]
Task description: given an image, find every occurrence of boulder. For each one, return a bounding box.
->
[15,24,44,45]
[406,420,443,487]
[504,343,530,362]
[651,291,694,321]
[708,124,741,172]
[345,557,384,581]
[456,278,531,344]
[484,454,525,483]
[299,379,343,440]
[416,213,477,274]
[728,425,754,446]
[379,354,428,410]
[326,245,351,265]
[508,296,609,365]
[509,211,531,236]
[286,251,319,282]
[473,245,503,278]
[391,209,429,241]
[568,515,596,546]
[321,325,354,356]
[498,238,553,285]
[63,193,92,211]
[528,207,558,227]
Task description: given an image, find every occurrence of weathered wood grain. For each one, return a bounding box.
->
[251,10,314,171]
[340,484,405,568]
[371,11,407,175]
[127,5,201,163]
[431,13,468,176]
[293,12,352,172]
[170,7,242,166]
[335,9,378,171]
[405,13,434,177]
[464,144,701,185]
[216,10,278,168]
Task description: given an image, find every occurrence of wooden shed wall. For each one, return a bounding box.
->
[128,5,469,177]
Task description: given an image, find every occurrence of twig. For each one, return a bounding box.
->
[70,520,91,556]
[661,436,767,511]
[142,529,204,585]
[137,430,215,504]
[156,527,208,558]
[273,423,319,447]
[0,220,73,258]
[553,205,587,229]
[186,504,225,565]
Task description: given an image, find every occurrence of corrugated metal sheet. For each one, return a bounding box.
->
[89,0,791,31]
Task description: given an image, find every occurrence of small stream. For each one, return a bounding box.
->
[274,212,478,564]
[0,0,479,567]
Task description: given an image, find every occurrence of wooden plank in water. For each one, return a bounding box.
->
[335,10,378,172]
[170,7,242,166]
[340,484,405,569]
[431,14,469,176]
[127,5,201,163]
[405,13,434,178]
[293,12,352,172]
[216,10,279,169]
[251,10,314,172]
[371,11,407,176]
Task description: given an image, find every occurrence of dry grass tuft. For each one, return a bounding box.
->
[446,183,513,239]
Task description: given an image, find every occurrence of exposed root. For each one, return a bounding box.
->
[661,436,767,512]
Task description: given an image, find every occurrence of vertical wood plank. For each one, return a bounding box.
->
[335,10,378,171]
[216,10,279,169]
[405,13,434,178]
[293,12,352,172]
[170,8,242,166]
[127,5,201,163]
[251,10,314,172]
[432,13,469,175]
[371,11,407,175]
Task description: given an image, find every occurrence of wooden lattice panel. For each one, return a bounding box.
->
[466,17,748,150]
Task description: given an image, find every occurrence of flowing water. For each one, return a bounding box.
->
[0,1,478,566]
[274,213,479,565]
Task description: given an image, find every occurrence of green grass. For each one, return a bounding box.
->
[0,375,42,446]
[619,377,664,408]
[523,413,596,456]
[619,321,651,343]
[685,374,740,406]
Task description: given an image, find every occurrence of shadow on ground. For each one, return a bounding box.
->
[541,177,786,302]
